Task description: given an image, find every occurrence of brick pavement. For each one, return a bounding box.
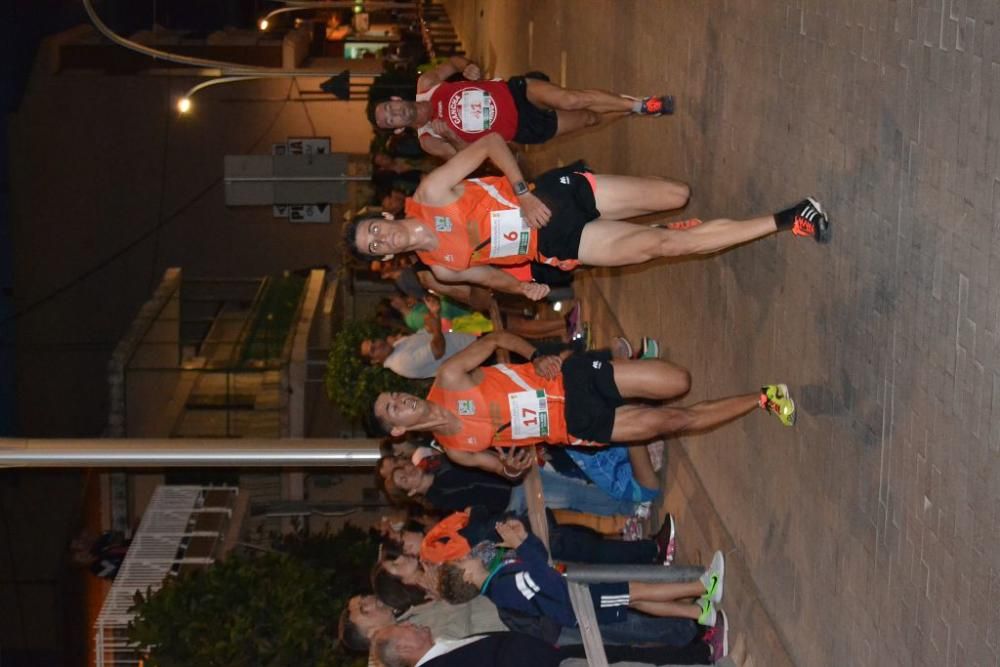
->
[445,1,1000,665]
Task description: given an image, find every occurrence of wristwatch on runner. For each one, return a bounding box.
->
[513,180,530,196]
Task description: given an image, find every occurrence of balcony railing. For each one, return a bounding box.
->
[94,485,238,667]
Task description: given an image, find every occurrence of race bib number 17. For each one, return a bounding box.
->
[507,389,549,440]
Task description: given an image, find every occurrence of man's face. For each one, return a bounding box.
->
[375,99,418,129]
[354,218,408,258]
[390,461,426,495]
[348,594,395,636]
[361,338,392,364]
[375,623,434,663]
[374,392,430,433]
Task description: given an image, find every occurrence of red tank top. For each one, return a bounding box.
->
[427,363,570,451]
[407,178,539,270]
[418,80,519,143]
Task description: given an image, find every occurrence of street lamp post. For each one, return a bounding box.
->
[0,438,381,468]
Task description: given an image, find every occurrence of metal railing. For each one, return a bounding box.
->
[94,485,238,667]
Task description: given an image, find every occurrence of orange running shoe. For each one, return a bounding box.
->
[789,197,831,243]
[638,95,674,116]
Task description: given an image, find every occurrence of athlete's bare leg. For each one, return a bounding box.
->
[524,79,636,114]
[578,215,778,266]
[609,393,760,441]
[554,109,600,135]
[611,359,692,400]
[592,174,691,218]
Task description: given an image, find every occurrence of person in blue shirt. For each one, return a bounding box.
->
[439,516,724,628]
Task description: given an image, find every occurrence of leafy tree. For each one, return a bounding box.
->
[128,526,377,667]
[324,319,426,423]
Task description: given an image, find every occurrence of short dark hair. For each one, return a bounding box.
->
[366,98,385,128]
[343,217,381,261]
[438,562,480,604]
[372,564,428,611]
[337,605,371,652]
[369,401,392,438]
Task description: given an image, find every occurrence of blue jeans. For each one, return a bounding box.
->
[556,608,698,647]
[506,467,638,517]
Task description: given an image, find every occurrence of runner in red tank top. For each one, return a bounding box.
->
[372,331,799,478]
[371,55,674,160]
[348,134,831,302]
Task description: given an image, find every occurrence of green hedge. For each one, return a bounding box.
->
[128,525,377,667]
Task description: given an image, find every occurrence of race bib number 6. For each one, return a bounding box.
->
[490,208,530,258]
[507,389,549,439]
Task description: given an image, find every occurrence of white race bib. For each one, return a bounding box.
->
[489,208,530,258]
[460,89,487,132]
[507,389,550,439]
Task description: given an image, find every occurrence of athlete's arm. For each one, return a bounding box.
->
[415,134,551,227]
[418,271,493,310]
[438,332,539,382]
[418,271,489,309]
[442,448,504,475]
[418,133,458,160]
[417,55,481,92]
[430,264,550,301]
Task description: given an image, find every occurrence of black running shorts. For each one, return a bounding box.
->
[533,161,601,263]
[563,351,623,443]
[507,76,559,144]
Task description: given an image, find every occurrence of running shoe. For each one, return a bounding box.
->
[638,94,675,116]
[696,598,717,627]
[652,513,677,565]
[700,550,725,604]
[703,609,729,660]
[640,336,660,359]
[790,197,831,243]
[760,384,796,426]
[612,336,634,360]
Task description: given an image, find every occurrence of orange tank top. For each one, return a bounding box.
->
[428,363,569,451]
[406,177,539,271]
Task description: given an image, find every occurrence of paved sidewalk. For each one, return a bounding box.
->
[446,1,1000,665]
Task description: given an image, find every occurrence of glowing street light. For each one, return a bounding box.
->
[175,76,274,114]
[258,6,312,31]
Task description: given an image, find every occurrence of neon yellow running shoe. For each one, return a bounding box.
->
[760,384,796,426]
[696,598,717,626]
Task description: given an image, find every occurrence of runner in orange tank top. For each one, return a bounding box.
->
[425,362,571,451]
[372,331,800,478]
[347,134,831,303]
